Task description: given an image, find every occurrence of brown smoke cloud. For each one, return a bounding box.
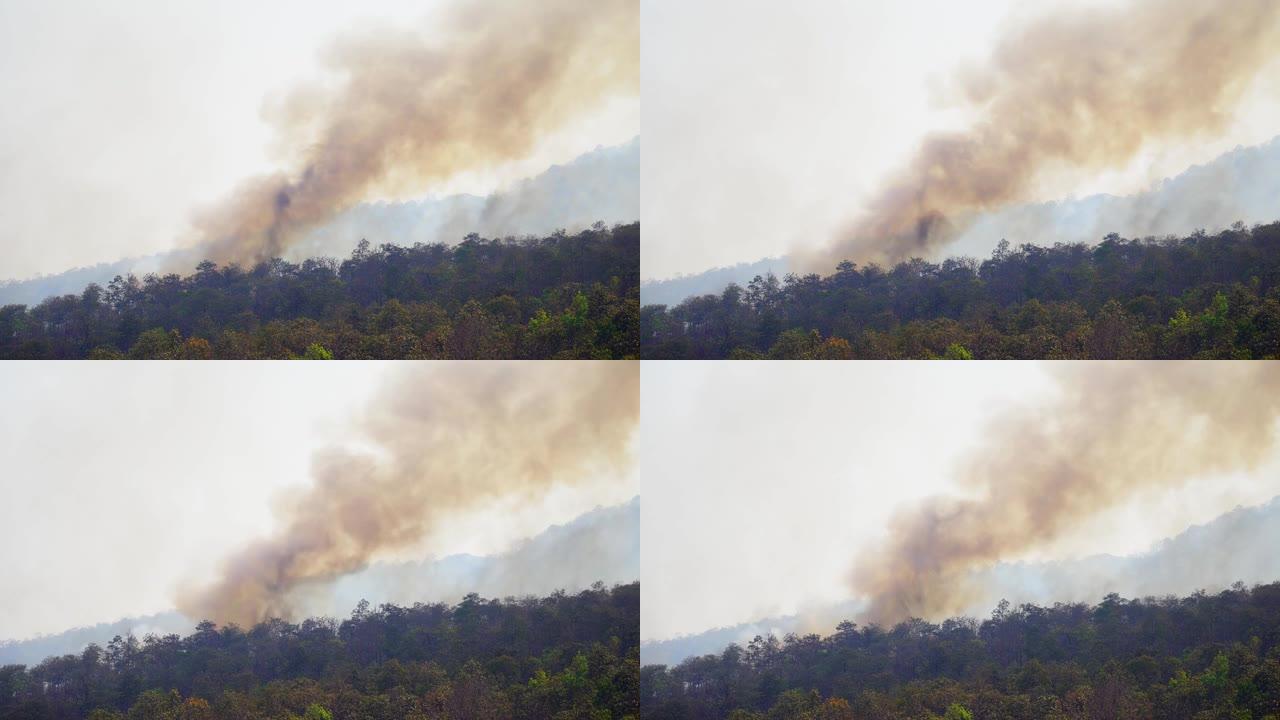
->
[852,363,1280,627]
[189,0,637,268]
[178,361,638,628]
[797,0,1280,273]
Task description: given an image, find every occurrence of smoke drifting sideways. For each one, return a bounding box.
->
[851,363,1280,627]
[304,498,639,619]
[797,0,1280,274]
[189,0,638,269]
[287,137,640,261]
[177,362,639,629]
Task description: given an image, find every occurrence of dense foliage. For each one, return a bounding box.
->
[0,223,638,359]
[0,583,638,720]
[642,582,1280,720]
[642,222,1280,359]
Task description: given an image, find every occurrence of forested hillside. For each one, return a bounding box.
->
[0,223,638,359]
[0,583,639,720]
[642,222,1280,359]
[641,582,1280,720]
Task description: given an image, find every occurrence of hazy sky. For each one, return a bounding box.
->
[0,0,637,280]
[641,0,1280,280]
[640,362,1280,642]
[0,362,636,641]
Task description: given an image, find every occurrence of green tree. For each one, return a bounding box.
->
[303,704,333,720]
[88,345,125,360]
[127,328,182,360]
[301,343,334,360]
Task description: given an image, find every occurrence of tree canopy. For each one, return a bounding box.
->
[642,221,1280,359]
[0,582,639,720]
[641,581,1280,719]
[0,223,638,359]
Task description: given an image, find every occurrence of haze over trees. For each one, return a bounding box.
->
[0,583,638,720]
[642,222,1280,359]
[641,582,1280,720]
[0,223,638,359]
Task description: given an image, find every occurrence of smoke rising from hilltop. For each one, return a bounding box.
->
[799,0,1280,273]
[178,362,639,628]
[190,0,638,268]
[852,363,1280,626]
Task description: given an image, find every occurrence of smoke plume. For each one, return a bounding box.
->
[303,498,639,618]
[286,137,640,260]
[852,363,1280,627]
[190,0,637,268]
[963,495,1280,615]
[944,135,1280,258]
[798,0,1280,273]
[178,361,638,628]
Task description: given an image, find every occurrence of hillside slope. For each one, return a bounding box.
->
[643,222,1280,359]
[641,136,1280,308]
[642,496,1280,667]
[643,581,1280,719]
[0,499,639,666]
[0,138,639,308]
[1,224,639,359]
[2,584,639,720]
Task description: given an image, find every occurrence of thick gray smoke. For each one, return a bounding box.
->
[852,363,1280,626]
[190,0,638,268]
[799,0,1280,273]
[178,361,639,628]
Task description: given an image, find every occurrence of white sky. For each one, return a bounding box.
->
[0,362,637,641]
[641,0,1280,280]
[640,362,1280,642]
[0,0,638,280]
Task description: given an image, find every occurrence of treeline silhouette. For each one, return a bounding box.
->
[0,582,638,720]
[641,581,1280,720]
[642,221,1280,359]
[0,223,638,359]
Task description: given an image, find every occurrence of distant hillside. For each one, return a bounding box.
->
[948,135,1280,258]
[642,135,1280,307]
[0,138,639,308]
[0,253,178,308]
[972,495,1280,612]
[641,257,788,307]
[293,136,640,260]
[319,497,640,617]
[641,495,1280,666]
[0,611,190,668]
[0,499,638,666]
[640,600,863,668]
